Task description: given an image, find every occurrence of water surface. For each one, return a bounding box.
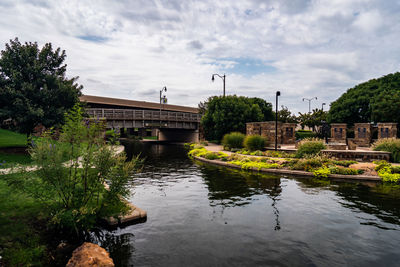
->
[100,142,400,267]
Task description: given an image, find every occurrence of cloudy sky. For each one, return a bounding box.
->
[1,0,399,112]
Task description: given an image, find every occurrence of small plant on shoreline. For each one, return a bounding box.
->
[5,104,142,238]
[373,160,400,183]
[296,138,326,158]
[244,135,266,151]
[222,132,245,150]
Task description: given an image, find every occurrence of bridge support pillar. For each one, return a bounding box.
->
[158,129,199,143]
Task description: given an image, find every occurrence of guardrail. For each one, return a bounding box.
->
[86,108,201,123]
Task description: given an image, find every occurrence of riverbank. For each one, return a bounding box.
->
[193,156,381,182]
[189,145,384,182]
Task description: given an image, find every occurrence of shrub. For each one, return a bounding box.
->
[222,132,245,150]
[105,129,120,145]
[244,135,266,151]
[204,152,219,160]
[372,138,400,163]
[188,148,207,158]
[329,167,363,175]
[296,138,326,158]
[14,104,142,237]
[377,166,400,183]
[250,150,264,156]
[313,167,330,178]
[295,130,317,140]
[331,160,357,167]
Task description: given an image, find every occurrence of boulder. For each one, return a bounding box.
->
[66,242,114,267]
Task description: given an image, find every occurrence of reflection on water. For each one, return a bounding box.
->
[99,142,400,266]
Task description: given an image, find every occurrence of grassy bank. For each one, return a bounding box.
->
[0,173,49,266]
[0,129,27,148]
[0,152,33,169]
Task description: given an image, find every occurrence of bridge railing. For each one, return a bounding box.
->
[86,108,201,122]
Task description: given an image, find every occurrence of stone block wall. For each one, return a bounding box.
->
[246,121,296,145]
[353,123,372,147]
[330,123,347,143]
[246,122,261,136]
[377,123,397,139]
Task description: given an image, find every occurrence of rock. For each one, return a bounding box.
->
[66,242,114,267]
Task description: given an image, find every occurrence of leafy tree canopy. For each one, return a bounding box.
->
[276,105,298,123]
[200,95,273,141]
[328,72,400,125]
[0,38,82,135]
[298,108,327,131]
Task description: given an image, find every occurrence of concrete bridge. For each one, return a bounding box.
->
[80,95,200,142]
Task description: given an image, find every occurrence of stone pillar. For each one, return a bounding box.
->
[377,123,397,139]
[330,123,347,143]
[282,123,296,144]
[353,123,372,146]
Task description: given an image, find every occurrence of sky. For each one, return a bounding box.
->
[1,0,400,113]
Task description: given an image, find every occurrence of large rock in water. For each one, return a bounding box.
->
[66,242,114,267]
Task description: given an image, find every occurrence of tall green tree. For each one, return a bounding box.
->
[201,95,273,141]
[0,38,82,136]
[328,72,400,124]
[276,105,298,123]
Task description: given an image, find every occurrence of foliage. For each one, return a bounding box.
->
[222,132,245,150]
[295,138,326,158]
[372,138,400,162]
[313,167,330,178]
[297,109,327,131]
[7,104,141,237]
[329,167,363,175]
[331,160,358,167]
[0,128,28,147]
[0,38,82,135]
[0,177,48,266]
[244,135,266,151]
[105,129,120,145]
[200,95,273,141]
[0,152,33,169]
[295,130,317,140]
[250,150,264,156]
[328,72,400,125]
[377,166,400,183]
[276,105,298,123]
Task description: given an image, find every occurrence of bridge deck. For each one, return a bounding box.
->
[87,108,201,129]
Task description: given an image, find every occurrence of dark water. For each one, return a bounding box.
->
[99,142,400,267]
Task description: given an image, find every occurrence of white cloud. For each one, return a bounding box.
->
[0,0,400,113]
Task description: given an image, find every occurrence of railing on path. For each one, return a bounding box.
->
[86,108,201,123]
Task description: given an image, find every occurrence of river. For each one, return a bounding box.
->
[98,142,400,266]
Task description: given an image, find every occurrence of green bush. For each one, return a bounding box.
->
[313,167,330,178]
[244,135,266,151]
[296,138,326,158]
[329,167,363,175]
[11,104,142,238]
[372,138,400,163]
[222,132,245,150]
[331,160,357,167]
[295,130,317,140]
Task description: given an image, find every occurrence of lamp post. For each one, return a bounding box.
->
[275,91,281,151]
[160,86,167,128]
[302,97,317,113]
[160,86,167,112]
[212,73,226,97]
[322,102,326,111]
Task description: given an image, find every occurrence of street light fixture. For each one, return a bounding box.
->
[160,86,167,112]
[212,73,226,97]
[275,91,281,151]
[302,97,317,113]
